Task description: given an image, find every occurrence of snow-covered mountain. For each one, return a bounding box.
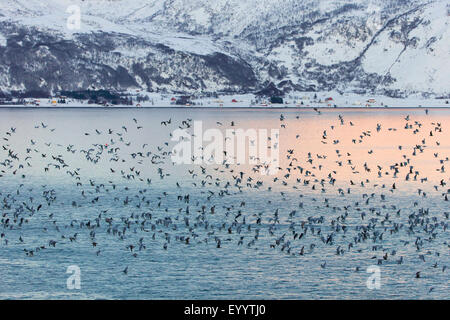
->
[0,0,448,96]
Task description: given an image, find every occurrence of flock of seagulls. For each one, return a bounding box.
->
[0,108,448,295]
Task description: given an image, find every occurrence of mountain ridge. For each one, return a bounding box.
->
[0,0,448,96]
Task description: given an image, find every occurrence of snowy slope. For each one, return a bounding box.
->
[0,0,448,96]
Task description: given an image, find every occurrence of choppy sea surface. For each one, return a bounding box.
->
[0,107,448,299]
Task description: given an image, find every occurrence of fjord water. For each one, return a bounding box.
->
[0,107,448,299]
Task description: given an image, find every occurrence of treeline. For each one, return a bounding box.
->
[60,90,133,105]
[1,89,134,105]
[2,90,51,99]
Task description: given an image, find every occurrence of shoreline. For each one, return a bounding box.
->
[2,91,448,109]
[1,105,450,110]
